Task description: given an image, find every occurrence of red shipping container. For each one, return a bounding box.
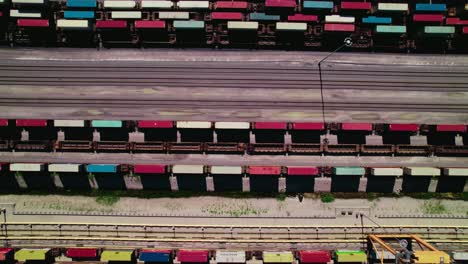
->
[17,19,49,27]
[255,122,287,130]
[216,1,248,9]
[445,18,468,25]
[292,122,325,130]
[463,27,468,34]
[16,119,47,127]
[287,166,319,176]
[66,248,98,258]
[211,12,243,20]
[138,120,173,128]
[135,20,166,29]
[341,1,371,10]
[299,251,331,263]
[341,123,372,131]
[389,124,419,132]
[288,14,318,22]
[0,248,14,261]
[177,250,209,263]
[249,166,281,175]
[0,119,8,127]
[134,164,166,174]
[0,12,3,17]
[96,20,127,28]
[436,124,466,133]
[265,0,296,8]
[413,14,444,22]
[325,23,355,32]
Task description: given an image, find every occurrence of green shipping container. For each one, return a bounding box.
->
[376,25,406,33]
[424,26,455,34]
[173,20,205,29]
[333,166,365,176]
[335,250,367,263]
[91,120,122,128]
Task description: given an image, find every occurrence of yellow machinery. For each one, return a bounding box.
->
[367,235,451,264]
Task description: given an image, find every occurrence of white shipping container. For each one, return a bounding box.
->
[216,251,246,263]
[176,121,211,129]
[443,168,468,176]
[377,3,408,11]
[142,0,173,8]
[404,167,440,176]
[211,166,242,175]
[227,21,258,30]
[12,0,44,4]
[158,12,190,19]
[453,252,468,261]
[57,20,89,28]
[172,165,204,174]
[177,1,209,9]
[111,11,142,19]
[371,168,403,176]
[48,164,81,173]
[325,15,355,23]
[215,122,250,129]
[10,10,41,18]
[104,0,136,8]
[276,22,307,31]
[54,120,85,127]
[10,163,44,172]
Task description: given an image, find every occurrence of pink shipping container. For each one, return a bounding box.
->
[17,19,49,27]
[341,1,371,10]
[436,124,466,132]
[287,167,319,176]
[388,124,419,132]
[96,20,127,28]
[249,166,281,175]
[288,14,318,22]
[134,164,166,174]
[464,27,468,34]
[16,119,47,127]
[298,251,331,263]
[325,23,355,32]
[413,14,444,22]
[292,122,325,130]
[135,20,166,29]
[211,12,243,20]
[341,123,372,131]
[254,122,287,130]
[138,120,173,128]
[446,18,468,25]
[177,250,209,263]
[66,248,98,258]
[265,0,296,8]
[0,120,8,126]
[0,248,14,261]
[216,1,248,9]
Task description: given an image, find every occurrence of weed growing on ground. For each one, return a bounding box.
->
[422,200,446,214]
[96,194,120,206]
[276,193,287,201]
[320,193,335,203]
[201,201,268,217]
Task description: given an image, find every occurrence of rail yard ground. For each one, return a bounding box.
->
[0,193,467,225]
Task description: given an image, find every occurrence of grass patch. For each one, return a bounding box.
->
[202,201,268,217]
[276,193,287,201]
[96,193,120,206]
[422,200,446,214]
[320,193,335,203]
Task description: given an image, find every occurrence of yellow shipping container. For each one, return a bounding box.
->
[263,252,294,263]
[413,251,450,264]
[100,250,134,262]
[335,250,367,263]
[15,249,50,261]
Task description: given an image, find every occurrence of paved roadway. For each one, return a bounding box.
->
[1,48,468,123]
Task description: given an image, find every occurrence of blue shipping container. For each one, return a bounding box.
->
[64,11,95,19]
[67,0,97,8]
[249,13,281,21]
[139,251,171,262]
[362,16,392,24]
[303,1,334,9]
[415,3,446,11]
[86,164,119,173]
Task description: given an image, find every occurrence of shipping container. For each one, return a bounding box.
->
[177,1,210,9]
[16,119,47,127]
[341,123,372,131]
[67,0,96,8]
[48,164,81,173]
[299,251,331,264]
[413,14,444,23]
[334,250,366,263]
[86,164,119,173]
[0,120,8,127]
[177,250,209,263]
[138,120,173,128]
[10,163,44,172]
[15,249,50,262]
[10,10,42,18]
[446,18,468,25]
[172,165,204,174]
[370,168,403,176]
[404,167,440,176]
[249,166,281,175]
[276,22,307,31]
[376,25,406,34]
[388,124,419,132]
[100,250,134,262]
[216,251,246,263]
[91,120,122,128]
[134,164,166,174]
[142,0,173,9]
[18,18,50,27]
[139,249,172,262]
[413,251,450,264]
[216,1,248,9]
[0,248,14,262]
[248,12,280,21]
[464,27,468,34]
[159,12,190,19]
[377,3,408,11]
[57,20,89,29]
[362,16,392,24]
[415,3,446,12]
[303,1,333,10]
[96,20,128,29]
[211,12,243,20]
[265,0,296,8]
[54,120,86,127]
[325,24,355,32]
[287,14,318,22]
[104,0,136,8]
[442,168,468,176]
[135,20,166,29]
[291,122,325,130]
[177,121,211,129]
[211,166,242,174]
[215,122,249,129]
[254,122,286,130]
[325,15,355,23]
[263,252,294,263]
[229,21,259,30]
[340,2,371,10]
[452,252,468,262]
[333,166,365,176]
[287,166,319,176]
[12,0,44,3]
[424,26,455,34]
[111,11,142,19]
[65,248,98,259]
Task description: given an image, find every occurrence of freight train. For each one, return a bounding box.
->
[1,119,467,156]
[1,0,468,52]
